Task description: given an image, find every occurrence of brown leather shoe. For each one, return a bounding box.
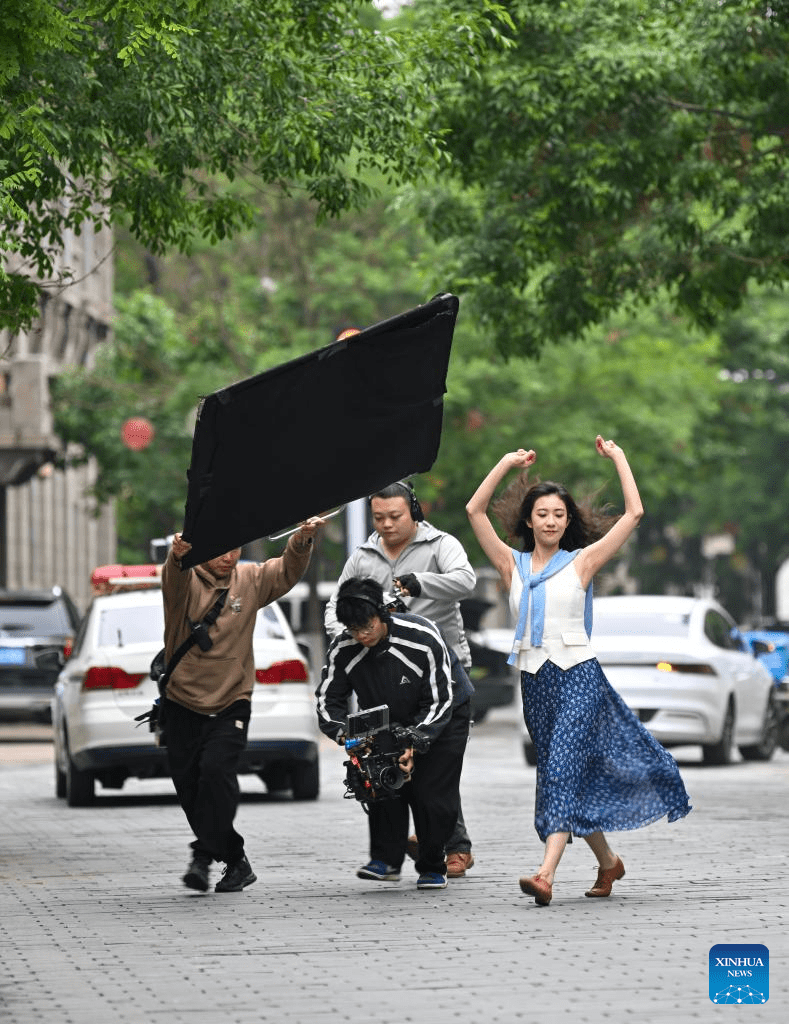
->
[519,874,552,905]
[585,856,625,897]
[446,852,475,878]
[406,835,419,861]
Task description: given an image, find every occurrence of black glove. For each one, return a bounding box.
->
[394,573,421,597]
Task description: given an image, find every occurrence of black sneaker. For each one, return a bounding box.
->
[182,856,211,892]
[214,855,257,893]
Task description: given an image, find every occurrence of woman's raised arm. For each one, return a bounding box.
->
[466,449,536,587]
[575,436,644,588]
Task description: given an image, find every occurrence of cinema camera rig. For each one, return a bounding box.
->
[342,705,428,806]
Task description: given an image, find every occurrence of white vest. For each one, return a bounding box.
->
[508,561,596,673]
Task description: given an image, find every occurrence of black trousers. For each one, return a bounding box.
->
[366,702,470,876]
[164,697,251,865]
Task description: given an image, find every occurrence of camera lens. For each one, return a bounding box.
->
[378,765,406,793]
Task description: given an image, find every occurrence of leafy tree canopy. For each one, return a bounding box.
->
[429,307,724,558]
[412,0,789,356]
[676,292,789,617]
[51,177,449,563]
[53,171,789,618]
[1,0,509,332]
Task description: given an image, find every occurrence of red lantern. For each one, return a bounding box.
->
[121,417,155,451]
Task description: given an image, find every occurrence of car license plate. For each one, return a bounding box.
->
[0,647,26,665]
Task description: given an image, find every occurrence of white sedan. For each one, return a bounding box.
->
[53,586,320,806]
[521,595,778,766]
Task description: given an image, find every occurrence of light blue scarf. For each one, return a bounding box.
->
[507,548,593,667]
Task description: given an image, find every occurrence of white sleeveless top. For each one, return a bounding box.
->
[508,560,596,673]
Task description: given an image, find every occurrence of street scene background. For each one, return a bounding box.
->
[4,7,789,1022]
[1,700,786,1024]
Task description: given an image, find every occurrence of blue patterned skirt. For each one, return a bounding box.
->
[521,658,692,842]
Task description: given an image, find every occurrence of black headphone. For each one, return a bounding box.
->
[401,480,425,523]
[337,582,389,621]
[369,480,424,522]
[341,590,387,618]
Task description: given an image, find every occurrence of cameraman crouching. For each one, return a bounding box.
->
[316,577,472,890]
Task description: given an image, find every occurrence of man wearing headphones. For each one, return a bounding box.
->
[317,577,473,889]
[324,481,477,878]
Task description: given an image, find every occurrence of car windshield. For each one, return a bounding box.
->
[96,603,288,647]
[0,601,72,634]
[594,610,691,638]
[98,605,165,647]
[254,605,288,640]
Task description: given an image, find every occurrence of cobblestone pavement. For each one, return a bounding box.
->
[0,705,787,1024]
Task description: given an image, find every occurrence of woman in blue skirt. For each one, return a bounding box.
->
[466,436,691,905]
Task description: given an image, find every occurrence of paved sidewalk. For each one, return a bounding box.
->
[1,706,787,1024]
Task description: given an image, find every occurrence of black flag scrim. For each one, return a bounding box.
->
[179,293,459,567]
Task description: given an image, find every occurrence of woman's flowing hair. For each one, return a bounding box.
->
[490,471,621,551]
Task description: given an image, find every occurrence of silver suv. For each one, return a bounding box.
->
[0,587,81,721]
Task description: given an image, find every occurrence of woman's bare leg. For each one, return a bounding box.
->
[581,831,619,868]
[535,831,570,884]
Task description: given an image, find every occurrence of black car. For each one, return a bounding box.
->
[466,634,517,722]
[0,587,81,722]
[461,597,518,723]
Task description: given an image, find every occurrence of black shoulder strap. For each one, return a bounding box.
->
[200,588,228,628]
[159,589,229,692]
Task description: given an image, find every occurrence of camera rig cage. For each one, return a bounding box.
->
[342,704,427,807]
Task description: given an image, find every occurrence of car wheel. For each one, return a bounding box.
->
[55,759,67,799]
[739,692,779,762]
[65,734,95,807]
[290,759,319,801]
[53,721,67,798]
[702,701,735,765]
[258,765,290,793]
[523,741,538,766]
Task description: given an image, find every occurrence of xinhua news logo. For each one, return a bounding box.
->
[709,944,769,1004]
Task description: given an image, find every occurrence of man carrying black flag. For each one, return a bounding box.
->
[162,520,323,893]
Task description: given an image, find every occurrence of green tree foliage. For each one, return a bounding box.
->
[678,292,789,618]
[114,179,446,379]
[52,172,789,618]
[412,0,789,356]
[425,288,789,621]
[1,0,509,332]
[425,309,725,578]
[53,180,452,563]
[49,291,199,562]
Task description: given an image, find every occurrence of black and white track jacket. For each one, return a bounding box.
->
[316,612,466,748]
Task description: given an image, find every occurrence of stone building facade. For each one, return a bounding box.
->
[1,221,116,612]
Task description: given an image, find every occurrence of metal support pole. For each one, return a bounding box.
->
[346,498,367,556]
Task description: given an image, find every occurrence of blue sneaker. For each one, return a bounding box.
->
[417,871,448,890]
[357,860,401,881]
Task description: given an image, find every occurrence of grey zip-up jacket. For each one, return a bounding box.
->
[324,521,476,666]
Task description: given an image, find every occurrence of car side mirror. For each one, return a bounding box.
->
[297,641,313,669]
